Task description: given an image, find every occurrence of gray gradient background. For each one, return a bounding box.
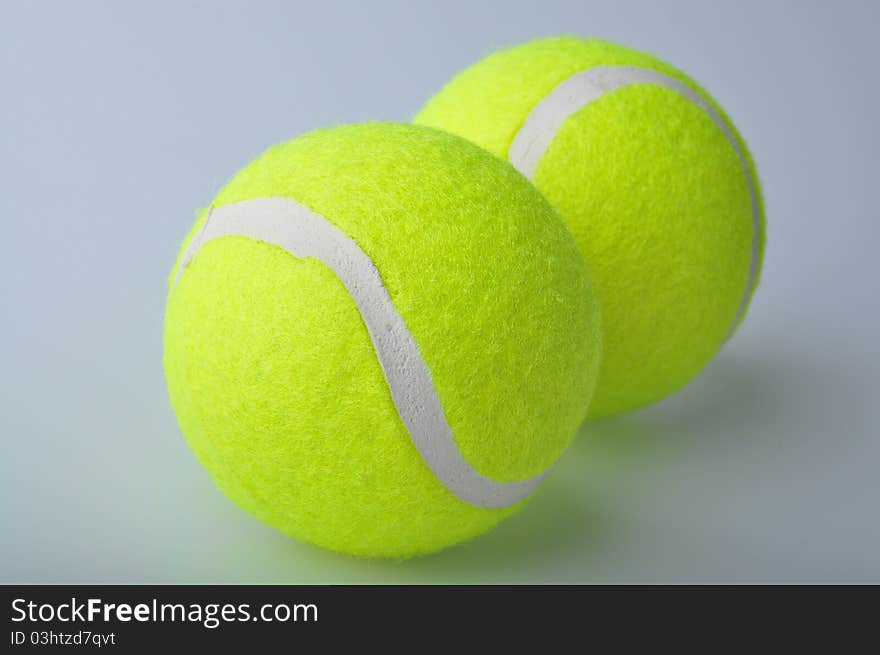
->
[2,0,878,583]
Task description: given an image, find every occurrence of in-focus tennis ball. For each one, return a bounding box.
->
[163,122,601,558]
[416,36,765,418]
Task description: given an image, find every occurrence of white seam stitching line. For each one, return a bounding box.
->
[171,197,549,509]
[508,65,760,340]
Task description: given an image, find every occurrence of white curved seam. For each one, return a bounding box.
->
[509,65,760,339]
[171,197,549,508]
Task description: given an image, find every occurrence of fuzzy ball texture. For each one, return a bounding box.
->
[164,123,602,558]
[415,36,765,418]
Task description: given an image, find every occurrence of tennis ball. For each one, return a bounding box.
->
[163,122,601,558]
[415,36,765,418]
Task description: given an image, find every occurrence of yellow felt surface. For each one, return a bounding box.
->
[164,123,601,557]
[416,36,765,417]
